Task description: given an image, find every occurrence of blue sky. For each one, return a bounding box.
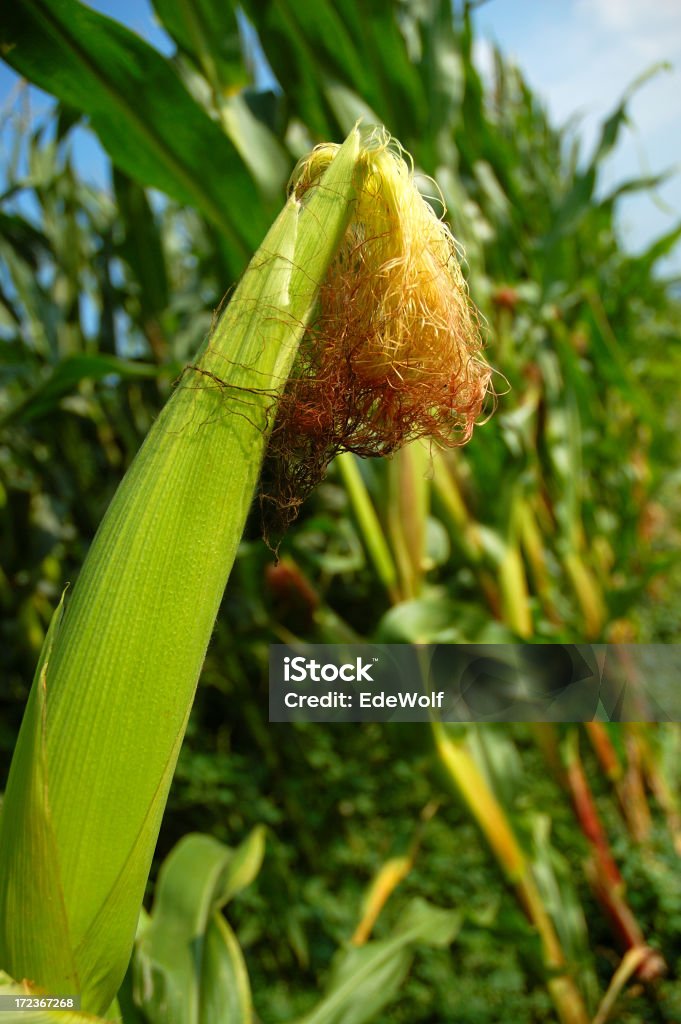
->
[1,0,680,270]
[474,0,681,269]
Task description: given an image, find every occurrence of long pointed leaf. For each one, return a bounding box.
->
[134,831,262,1024]
[1,0,269,273]
[295,899,461,1024]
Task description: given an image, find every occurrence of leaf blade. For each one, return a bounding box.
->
[1,0,269,272]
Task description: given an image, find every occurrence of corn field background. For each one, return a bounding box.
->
[1,1,680,1022]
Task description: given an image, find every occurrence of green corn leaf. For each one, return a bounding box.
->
[200,916,251,1024]
[0,593,76,989]
[332,0,429,140]
[149,0,246,95]
[0,126,360,1014]
[590,63,670,167]
[0,354,161,428]
[0,237,57,358]
[637,221,681,271]
[0,0,269,273]
[217,93,290,201]
[245,0,427,145]
[603,168,676,203]
[242,0,369,137]
[133,830,263,1024]
[213,824,265,907]
[294,898,461,1024]
[112,170,170,328]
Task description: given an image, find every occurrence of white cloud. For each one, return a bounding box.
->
[583,0,681,39]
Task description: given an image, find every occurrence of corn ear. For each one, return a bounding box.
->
[0,128,361,1013]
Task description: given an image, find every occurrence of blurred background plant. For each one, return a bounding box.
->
[1,0,680,1021]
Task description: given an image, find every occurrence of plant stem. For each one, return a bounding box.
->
[432,722,590,1024]
[336,452,399,601]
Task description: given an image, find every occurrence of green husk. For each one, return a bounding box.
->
[0,127,360,1013]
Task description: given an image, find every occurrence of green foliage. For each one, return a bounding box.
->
[293,900,461,1024]
[132,829,264,1024]
[1,0,680,1022]
[1,0,272,271]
